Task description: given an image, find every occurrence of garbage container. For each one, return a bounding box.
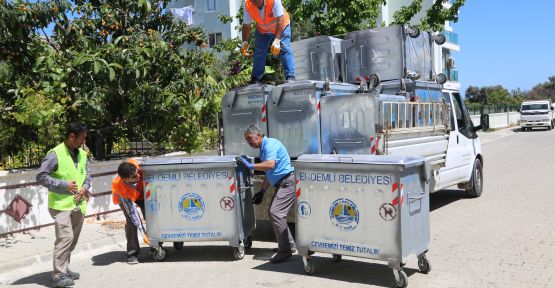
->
[140,155,255,261]
[294,154,431,288]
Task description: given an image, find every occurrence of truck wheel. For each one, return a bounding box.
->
[548,124,552,131]
[465,159,483,198]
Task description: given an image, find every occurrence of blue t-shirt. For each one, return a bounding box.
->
[260,137,293,186]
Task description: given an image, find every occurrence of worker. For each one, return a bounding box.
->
[36,122,90,288]
[241,0,295,84]
[240,124,296,263]
[111,159,145,265]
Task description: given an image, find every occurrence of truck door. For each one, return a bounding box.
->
[437,92,463,189]
[452,92,479,180]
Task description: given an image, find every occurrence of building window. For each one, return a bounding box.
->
[207,0,217,12]
[208,33,223,47]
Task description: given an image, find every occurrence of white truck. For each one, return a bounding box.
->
[519,100,554,131]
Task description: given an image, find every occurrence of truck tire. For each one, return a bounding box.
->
[465,159,483,198]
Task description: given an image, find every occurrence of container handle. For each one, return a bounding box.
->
[279,109,304,113]
[339,157,354,163]
[310,51,316,73]
[231,112,253,116]
[360,45,366,69]
[409,193,429,201]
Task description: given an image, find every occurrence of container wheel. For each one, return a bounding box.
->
[418,254,431,273]
[233,244,245,260]
[173,242,184,250]
[393,269,408,288]
[303,256,315,275]
[465,158,483,198]
[332,254,342,262]
[153,247,167,262]
[244,236,253,250]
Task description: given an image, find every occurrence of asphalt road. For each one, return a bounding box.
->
[3,127,554,288]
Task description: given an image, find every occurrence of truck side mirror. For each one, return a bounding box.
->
[473,124,482,132]
[516,108,520,113]
[551,107,554,111]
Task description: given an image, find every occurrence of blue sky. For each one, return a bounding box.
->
[453,1,555,94]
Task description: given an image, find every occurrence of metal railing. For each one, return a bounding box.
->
[466,105,520,115]
[379,101,450,131]
[1,123,181,170]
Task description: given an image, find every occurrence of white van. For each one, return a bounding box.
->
[519,100,554,131]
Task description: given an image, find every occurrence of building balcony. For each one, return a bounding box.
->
[443,31,458,45]
[443,69,459,82]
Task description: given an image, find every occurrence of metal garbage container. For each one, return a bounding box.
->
[141,155,255,261]
[222,84,274,157]
[268,80,359,157]
[294,154,431,288]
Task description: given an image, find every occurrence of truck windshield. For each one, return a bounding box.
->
[522,104,548,111]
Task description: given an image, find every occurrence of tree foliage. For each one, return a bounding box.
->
[527,76,555,101]
[465,85,524,106]
[284,0,387,38]
[1,0,250,164]
[393,0,465,32]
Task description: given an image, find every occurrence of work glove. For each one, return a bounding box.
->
[252,188,265,205]
[236,156,254,170]
[270,38,281,56]
[241,41,249,56]
[241,157,254,170]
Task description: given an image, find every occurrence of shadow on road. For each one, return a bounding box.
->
[9,271,51,287]
[253,255,419,287]
[430,189,470,211]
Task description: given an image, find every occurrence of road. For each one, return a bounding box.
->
[4,127,555,288]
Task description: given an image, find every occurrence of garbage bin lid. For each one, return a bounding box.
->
[295,154,425,168]
[141,155,240,166]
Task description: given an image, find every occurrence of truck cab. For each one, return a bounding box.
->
[519,100,554,131]
[436,89,483,197]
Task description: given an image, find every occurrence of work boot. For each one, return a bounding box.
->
[52,275,74,288]
[249,77,262,85]
[286,77,295,83]
[272,247,297,254]
[270,250,292,263]
[127,256,139,265]
[65,269,80,280]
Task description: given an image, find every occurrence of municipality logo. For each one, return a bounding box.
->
[329,198,359,231]
[178,193,205,221]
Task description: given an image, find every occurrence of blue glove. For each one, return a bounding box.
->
[240,157,254,170]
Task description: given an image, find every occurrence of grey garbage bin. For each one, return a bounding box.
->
[140,155,255,261]
[294,154,432,288]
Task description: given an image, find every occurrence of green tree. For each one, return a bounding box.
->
[527,76,555,101]
[0,0,248,165]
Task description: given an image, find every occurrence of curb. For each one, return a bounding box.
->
[0,232,127,278]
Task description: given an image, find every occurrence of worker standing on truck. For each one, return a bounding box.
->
[240,124,296,263]
[241,0,295,84]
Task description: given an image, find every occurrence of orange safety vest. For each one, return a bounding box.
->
[245,0,290,34]
[111,159,144,205]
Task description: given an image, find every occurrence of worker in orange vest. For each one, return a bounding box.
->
[241,0,295,84]
[111,159,145,265]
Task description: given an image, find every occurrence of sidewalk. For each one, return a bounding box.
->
[0,211,127,282]
[477,126,518,145]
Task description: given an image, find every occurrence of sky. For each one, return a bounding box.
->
[452,1,555,94]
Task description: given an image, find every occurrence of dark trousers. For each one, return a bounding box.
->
[119,200,145,257]
[269,173,296,252]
